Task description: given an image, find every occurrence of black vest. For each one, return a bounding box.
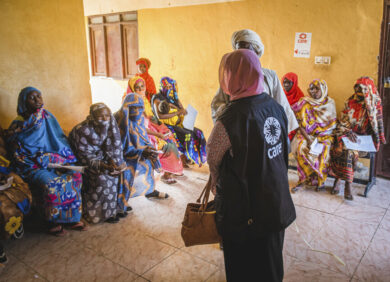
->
[215,94,296,242]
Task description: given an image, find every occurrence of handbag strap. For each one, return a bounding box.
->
[197,176,212,212]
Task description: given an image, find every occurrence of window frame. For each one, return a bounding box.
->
[88,11,138,79]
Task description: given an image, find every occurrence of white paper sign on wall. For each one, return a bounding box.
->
[294,32,312,58]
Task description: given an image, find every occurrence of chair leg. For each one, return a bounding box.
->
[360,153,376,197]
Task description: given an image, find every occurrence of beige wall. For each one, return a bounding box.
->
[85,0,383,138]
[0,0,91,132]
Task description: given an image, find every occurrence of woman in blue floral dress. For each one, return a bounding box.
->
[6,87,85,236]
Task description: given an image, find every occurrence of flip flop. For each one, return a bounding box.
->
[161,178,177,185]
[315,185,325,192]
[291,186,301,193]
[69,221,88,231]
[48,225,67,237]
[105,216,119,224]
[331,188,340,195]
[146,190,169,199]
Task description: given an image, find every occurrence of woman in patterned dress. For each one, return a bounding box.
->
[69,103,130,224]
[291,80,337,193]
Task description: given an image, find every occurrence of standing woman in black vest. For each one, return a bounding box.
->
[207,49,296,282]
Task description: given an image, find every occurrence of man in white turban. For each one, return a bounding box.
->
[211,29,299,134]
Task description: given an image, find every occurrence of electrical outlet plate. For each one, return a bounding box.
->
[315,56,323,64]
[323,56,331,64]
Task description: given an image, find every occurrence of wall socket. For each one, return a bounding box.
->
[315,56,331,65]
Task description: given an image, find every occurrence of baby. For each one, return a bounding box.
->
[158,100,183,126]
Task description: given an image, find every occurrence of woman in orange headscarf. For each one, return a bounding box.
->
[281,72,305,140]
[136,58,157,102]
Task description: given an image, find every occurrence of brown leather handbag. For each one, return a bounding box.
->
[181,177,222,247]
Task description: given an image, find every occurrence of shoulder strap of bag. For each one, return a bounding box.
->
[196,176,212,212]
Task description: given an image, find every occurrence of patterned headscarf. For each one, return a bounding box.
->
[69,103,124,170]
[354,77,386,148]
[231,29,265,58]
[219,49,264,101]
[293,79,337,126]
[160,77,179,106]
[126,76,145,95]
[116,93,149,149]
[17,87,41,116]
[281,72,305,106]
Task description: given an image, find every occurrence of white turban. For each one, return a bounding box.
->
[231,29,264,58]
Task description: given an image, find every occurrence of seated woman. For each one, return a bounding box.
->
[126,76,183,184]
[330,77,386,200]
[5,87,85,236]
[281,72,305,140]
[69,103,130,224]
[136,58,157,102]
[0,127,32,264]
[115,93,169,199]
[291,79,337,193]
[152,77,207,167]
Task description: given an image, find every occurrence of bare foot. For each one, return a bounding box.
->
[315,185,325,192]
[344,182,353,200]
[331,178,341,195]
[291,183,303,193]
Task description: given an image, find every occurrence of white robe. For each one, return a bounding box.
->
[211,68,299,133]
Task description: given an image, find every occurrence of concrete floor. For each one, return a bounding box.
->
[1,166,389,281]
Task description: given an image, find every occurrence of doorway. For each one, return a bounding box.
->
[377,0,390,178]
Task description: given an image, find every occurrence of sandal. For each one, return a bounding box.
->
[145,190,169,199]
[105,216,119,224]
[48,225,67,237]
[116,211,128,219]
[69,221,88,231]
[291,185,302,193]
[331,188,340,195]
[161,177,177,185]
[315,185,325,192]
[0,249,8,264]
[12,224,24,240]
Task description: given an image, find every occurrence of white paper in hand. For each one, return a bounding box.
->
[182,104,198,131]
[309,138,324,156]
[341,135,376,152]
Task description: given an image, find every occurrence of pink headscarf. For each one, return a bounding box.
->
[219,49,264,101]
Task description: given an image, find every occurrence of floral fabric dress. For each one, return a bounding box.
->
[292,80,337,187]
[69,105,128,223]
[7,108,82,224]
[0,149,32,240]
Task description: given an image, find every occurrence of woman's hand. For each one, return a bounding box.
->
[347,131,358,143]
[101,162,116,172]
[299,127,312,145]
[142,147,158,159]
[156,133,166,140]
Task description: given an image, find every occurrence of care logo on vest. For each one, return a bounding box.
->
[264,117,282,159]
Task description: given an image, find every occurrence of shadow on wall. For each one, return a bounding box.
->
[0,87,14,128]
